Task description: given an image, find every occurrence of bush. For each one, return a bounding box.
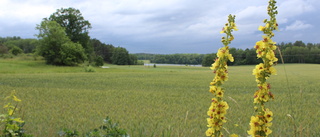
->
[136,60,144,65]
[94,56,104,66]
[84,65,96,72]
[59,41,88,66]
[59,117,129,137]
[9,46,23,55]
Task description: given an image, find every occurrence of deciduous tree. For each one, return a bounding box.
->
[36,20,87,65]
[47,7,92,56]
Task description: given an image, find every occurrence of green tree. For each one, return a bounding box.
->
[111,47,129,65]
[90,38,114,63]
[94,55,104,66]
[0,44,8,54]
[202,53,216,67]
[59,41,87,66]
[9,46,23,55]
[47,7,93,57]
[36,20,87,65]
[129,54,138,65]
[244,48,260,65]
[4,39,38,53]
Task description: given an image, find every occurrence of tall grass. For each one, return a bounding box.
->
[0,58,319,136]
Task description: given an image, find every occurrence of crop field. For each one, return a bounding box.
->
[0,58,319,136]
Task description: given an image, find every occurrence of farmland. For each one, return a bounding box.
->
[0,58,319,136]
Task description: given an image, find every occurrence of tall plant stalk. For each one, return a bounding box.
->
[206,14,237,137]
[247,0,279,136]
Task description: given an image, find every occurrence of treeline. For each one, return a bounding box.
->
[0,36,138,65]
[135,53,204,65]
[0,7,139,66]
[277,41,320,63]
[135,41,320,66]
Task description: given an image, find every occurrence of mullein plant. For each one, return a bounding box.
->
[248,0,279,136]
[0,91,25,136]
[206,14,237,137]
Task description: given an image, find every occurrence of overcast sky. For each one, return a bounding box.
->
[0,0,319,54]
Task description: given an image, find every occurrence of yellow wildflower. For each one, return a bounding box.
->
[265,127,273,135]
[230,134,239,137]
[266,23,270,28]
[264,108,273,122]
[209,86,217,94]
[206,14,236,137]
[231,22,238,31]
[206,128,214,136]
[228,54,234,62]
[269,66,277,75]
[258,26,265,31]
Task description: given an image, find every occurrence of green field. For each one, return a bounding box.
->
[0,58,319,136]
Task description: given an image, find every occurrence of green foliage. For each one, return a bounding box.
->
[150,54,204,65]
[201,53,216,67]
[277,42,320,63]
[4,39,38,53]
[60,41,87,66]
[0,91,32,137]
[0,36,21,43]
[136,41,320,66]
[9,46,23,56]
[90,39,114,63]
[59,117,129,137]
[94,56,104,67]
[58,128,79,137]
[136,60,144,65]
[36,20,87,66]
[111,47,129,65]
[84,65,96,72]
[85,117,129,137]
[48,7,92,56]
[0,53,14,59]
[0,44,8,54]
[36,20,70,64]
[128,54,138,65]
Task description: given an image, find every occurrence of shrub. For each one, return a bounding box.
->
[9,46,23,56]
[0,91,32,137]
[94,56,104,67]
[58,117,129,137]
[84,65,96,72]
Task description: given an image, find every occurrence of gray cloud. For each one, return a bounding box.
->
[0,0,319,54]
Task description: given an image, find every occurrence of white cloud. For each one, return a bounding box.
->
[278,0,315,17]
[285,20,312,31]
[278,0,315,24]
[0,0,319,53]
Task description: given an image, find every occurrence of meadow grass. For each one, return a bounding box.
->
[0,57,319,136]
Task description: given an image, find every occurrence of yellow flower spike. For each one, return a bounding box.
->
[206,14,237,137]
[249,0,278,136]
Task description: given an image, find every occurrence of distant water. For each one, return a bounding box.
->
[144,63,202,67]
